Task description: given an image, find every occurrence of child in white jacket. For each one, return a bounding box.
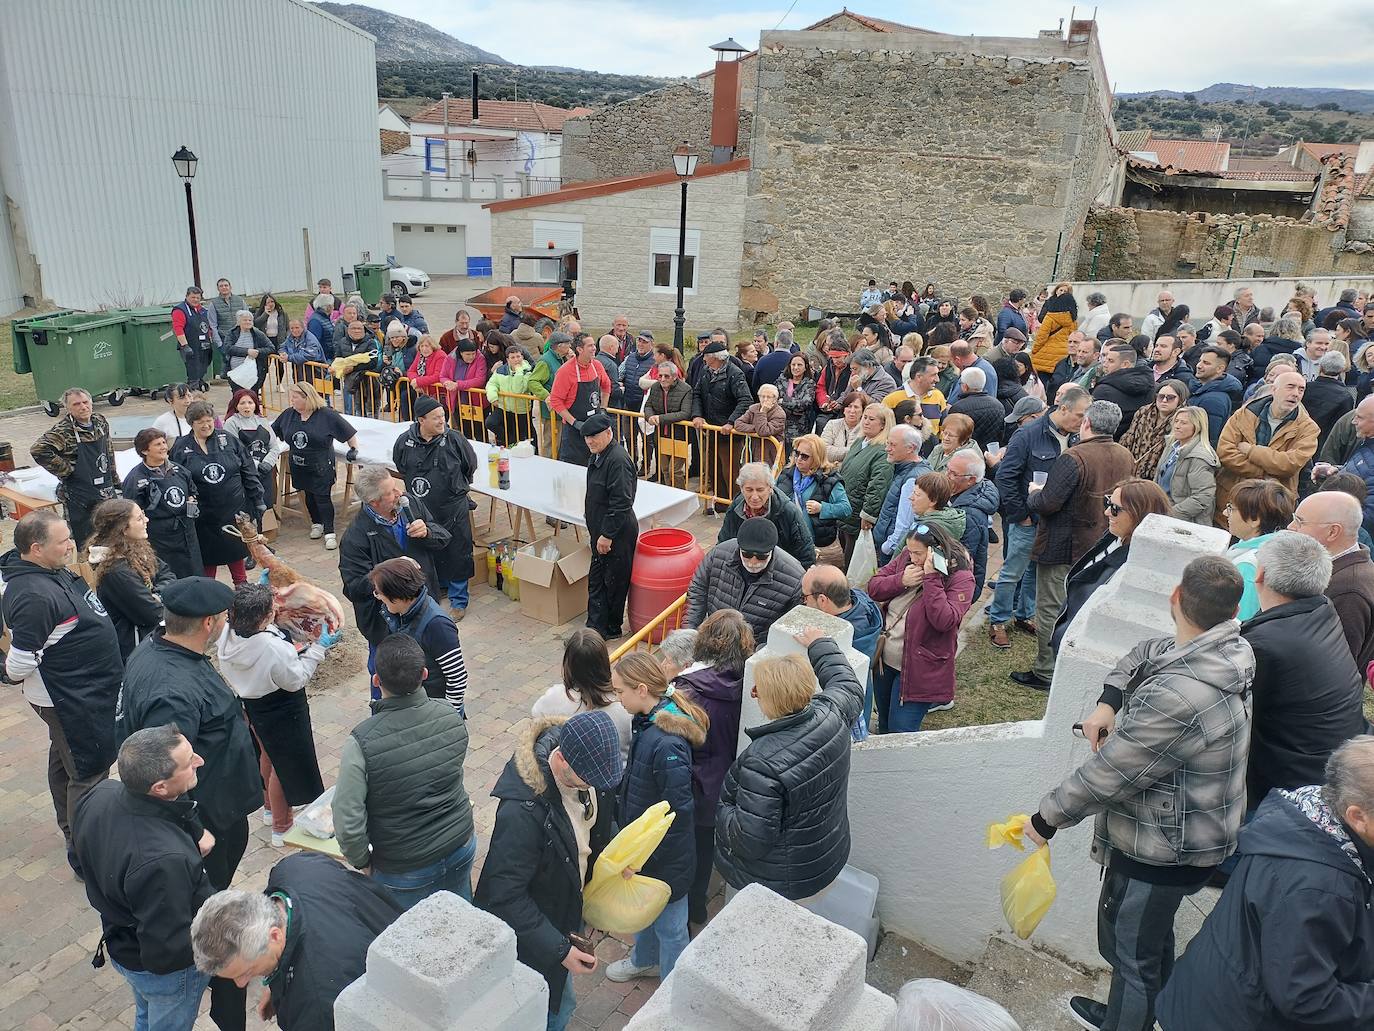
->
[217,582,337,845]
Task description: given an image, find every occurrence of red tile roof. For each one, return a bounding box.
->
[803,8,931,33]
[411,99,592,133]
[379,129,410,156]
[1301,142,1359,160]
[1136,139,1230,173]
[1313,153,1356,229]
[487,159,750,213]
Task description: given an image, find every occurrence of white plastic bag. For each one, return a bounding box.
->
[227,360,258,389]
[295,786,335,840]
[847,529,877,587]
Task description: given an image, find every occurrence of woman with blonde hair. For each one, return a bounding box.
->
[927,413,974,472]
[837,402,895,559]
[1154,405,1218,525]
[778,431,851,565]
[270,380,358,549]
[927,343,957,397]
[608,651,707,983]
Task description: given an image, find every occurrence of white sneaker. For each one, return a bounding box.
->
[271,831,287,848]
[309,524,323,540]
[605,958,659,982]
[324,533,337,550]
[261,809,274,826]
[928,701,955,713]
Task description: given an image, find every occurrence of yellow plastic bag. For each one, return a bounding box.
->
[987,812,1056,939]
[999,845,1056,939]
[581,800,676,935]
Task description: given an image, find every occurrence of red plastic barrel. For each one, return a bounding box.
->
[628,528,704,640]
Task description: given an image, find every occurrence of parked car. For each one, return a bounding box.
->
[388,261,430,296]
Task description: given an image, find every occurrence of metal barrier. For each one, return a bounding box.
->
[609,593,688,662]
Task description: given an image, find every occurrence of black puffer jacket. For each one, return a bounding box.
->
[684,539,805,645]
[1092,364,1154,437]
[1157,787,1374,1030]
[1240,596,1367,807]
[617,700,706,899]
[945,390,1005,449]
[691,361,752,425]
[715,638,864,899]
[475,717,616,1014]
[718,486,815,567]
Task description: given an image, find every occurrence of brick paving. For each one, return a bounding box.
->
[0,385,726,1030]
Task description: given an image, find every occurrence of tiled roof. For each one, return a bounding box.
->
[1211,169,1318,183]
[1138,139,1230,173]
[1357,172,1374,198]
[411,99,592,133]
[379,129,410,156]
[487,159,750,213]
[1301,142,1359,160]
[1116,129,1152,152]
[804,8,932,33]
[1313,153,1356,229]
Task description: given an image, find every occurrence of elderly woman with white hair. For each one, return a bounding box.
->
[731,381,788,466]
[225,309,274,391]
[718,461,817,567]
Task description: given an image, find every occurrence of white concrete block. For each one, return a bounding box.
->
[625,884,894,1030]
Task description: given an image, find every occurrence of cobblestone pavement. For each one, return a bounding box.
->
[0,385,724,1030]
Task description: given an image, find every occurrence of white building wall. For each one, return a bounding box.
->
[0,0,384,314]
[490,171,747,329]
[1072,274,1374,323]
[407,123,562,181]
[383,197,491,274]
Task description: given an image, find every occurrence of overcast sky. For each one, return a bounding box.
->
[360,0,1372,93]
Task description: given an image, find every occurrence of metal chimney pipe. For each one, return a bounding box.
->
[471,72,480,122]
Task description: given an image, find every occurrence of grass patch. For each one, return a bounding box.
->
[926,614,1049,731]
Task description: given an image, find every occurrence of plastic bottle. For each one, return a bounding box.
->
[500,549,514,599]
[488,451,499,488]
[486,546,498,588]
[498,450,511,490]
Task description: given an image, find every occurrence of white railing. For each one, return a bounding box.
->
[382,173,563,203]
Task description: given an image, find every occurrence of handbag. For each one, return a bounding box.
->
[816,539,845,567]
[873,578,920,674]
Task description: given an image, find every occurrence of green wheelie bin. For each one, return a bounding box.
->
[353,263,389,306]
[117,306,185,399]
[25,312,130,416]
[11,309,75,376]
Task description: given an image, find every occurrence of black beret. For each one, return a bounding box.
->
[580,412,613,436]
[161,576,234,617]
[701,340,727,356]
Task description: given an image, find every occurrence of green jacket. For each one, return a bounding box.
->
[530,345,565,416]
[487,361,546,414]
[838,439,894,533]
[333,690,472,873]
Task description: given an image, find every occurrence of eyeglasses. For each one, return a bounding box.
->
[1104,498,1124,516]
[1290,514,1339,529]
[576,789,593,821]
[740,550,770,561]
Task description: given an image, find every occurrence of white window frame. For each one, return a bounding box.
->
[649,227,700,295]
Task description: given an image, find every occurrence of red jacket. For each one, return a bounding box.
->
[407,348,454,397]
[549,358,612,416]
[867,554,975,704]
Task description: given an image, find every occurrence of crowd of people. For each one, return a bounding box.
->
[4,273,1374,1031]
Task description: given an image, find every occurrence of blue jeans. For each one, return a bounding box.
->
[448,578,469,610]
[111,959,211,1031]
[547,972,576,1031]
[988,520,1038,625]
[368,642,379,700]
[371,834,477,910]
[872,665,934,733]
[631,895,690,979]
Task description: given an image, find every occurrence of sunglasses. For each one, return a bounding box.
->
[740,550,771,561]
[576,789,593,821]
[794,450,814,460]
[1104,498,1124,516]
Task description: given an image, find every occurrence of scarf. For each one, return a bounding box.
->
[791,467,816,504]
[1157,441,1182,494]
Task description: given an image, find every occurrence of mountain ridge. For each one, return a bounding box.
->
[1121,82,1374,115]
[314,2,509,64]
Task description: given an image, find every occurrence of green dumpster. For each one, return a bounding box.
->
[11,310,75,376]
[354,263,390,306]
[26,312,130,416]
[117,306,185,397]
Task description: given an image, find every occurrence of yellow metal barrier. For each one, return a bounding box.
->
[610,594,688,662]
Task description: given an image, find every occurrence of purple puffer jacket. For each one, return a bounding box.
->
[867,553,975,705]
[674,664,745,826]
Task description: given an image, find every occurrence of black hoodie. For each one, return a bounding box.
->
[1158,787,1374,1029]
[1091,364,1154,438]
[0,550,124,778]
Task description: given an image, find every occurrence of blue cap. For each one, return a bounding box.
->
[558,711,624,790]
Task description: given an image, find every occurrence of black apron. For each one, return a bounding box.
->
[234,423,278,510]
[66,433,112,546]
[175,433,253,567]
[124,462,203,578]
[396,432,475,583]
[242,658,324,806]
[556,368,602,467]
[274,409,349,494]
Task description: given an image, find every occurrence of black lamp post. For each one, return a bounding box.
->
[671,141,699,351]
[172,146,201,287]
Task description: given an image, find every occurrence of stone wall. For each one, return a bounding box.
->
[488,168,748,329]
[1077,205,1374,281]
[562,75,755,185]
[740,29,1119,322]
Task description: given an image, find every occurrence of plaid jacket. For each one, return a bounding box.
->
[1040,621,1254,869]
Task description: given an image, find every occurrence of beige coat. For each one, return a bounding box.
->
[1155,434,1219,526]
[1214,397,1319,526]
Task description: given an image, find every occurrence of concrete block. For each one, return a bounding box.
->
[625,884,894,1030]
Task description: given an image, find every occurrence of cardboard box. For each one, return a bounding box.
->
[513,538,592,625]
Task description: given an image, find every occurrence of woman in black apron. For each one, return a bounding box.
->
[173,400,263,584]
[224,388,285,516]
[270,382,358,551]
[391,395,477,615]
[553,340,608,468]
[122,428,203,578]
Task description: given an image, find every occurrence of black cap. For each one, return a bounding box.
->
[580,412,613,436]
[701,340,727,356]
[736,517,778,554]
[413,395,443,420]
[161,576,234,617]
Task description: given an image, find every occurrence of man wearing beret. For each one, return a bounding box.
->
[117,576,258,1031]
[392,394,478,619]
[691,337,754,514]
[582,412,639,640]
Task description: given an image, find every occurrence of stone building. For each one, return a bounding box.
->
[531,11,1120,328]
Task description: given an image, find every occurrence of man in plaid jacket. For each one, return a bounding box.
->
[1024,555,1255,1031]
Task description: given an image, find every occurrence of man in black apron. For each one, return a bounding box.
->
[172,286,218,390]
[583,412,639,640]
[550,333,613,468]
[392,395,478,617]
[30,388,119,550]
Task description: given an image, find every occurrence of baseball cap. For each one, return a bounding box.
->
[558,711,624,790]
[1005,396,1047,424]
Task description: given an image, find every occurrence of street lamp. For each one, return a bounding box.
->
[171,145,201,288]
[671,141,699,351]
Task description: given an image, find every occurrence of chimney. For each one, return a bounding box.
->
[707,38,747,164]
[471,72,480,123]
